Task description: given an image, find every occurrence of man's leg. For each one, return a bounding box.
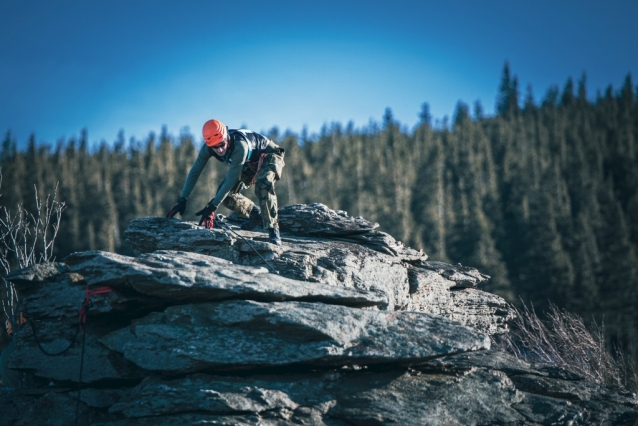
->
[222,193,254,218]
[255,153,285,244]
[255,170,279,229]
[219,175,256,219]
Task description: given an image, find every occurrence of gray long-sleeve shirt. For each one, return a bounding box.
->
[180,130,278,208]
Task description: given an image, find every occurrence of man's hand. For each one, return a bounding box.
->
[166,197,188,218]
[195,204,216,229]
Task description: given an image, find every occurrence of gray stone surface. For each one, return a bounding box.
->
[278,203,379,236]
[413,260,491,288]
[8,264,132,321]
[6,262,70,285]
[419,351,638,425]
[1,390,111,426]
[125,212,513,331]
[9,323,144,383]
[407,266,514,335]
[108,375,301,418]
[97,352,638,425]
[415,347,544,376]
[93,414,271,426]
[271,240,413,312]
[2,205,636,425]
[64,250,385,308]
[4,351,638,425]
[104,368,526,426]
[100,300,490,372]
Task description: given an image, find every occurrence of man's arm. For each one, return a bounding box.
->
[180,144,212,199]
[209,140,248,207]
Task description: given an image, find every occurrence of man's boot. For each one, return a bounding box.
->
[268,227,281,246]
[240,206,262,231]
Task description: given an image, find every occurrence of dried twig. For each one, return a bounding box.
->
[0,170,66,325]
[495,301,638,391]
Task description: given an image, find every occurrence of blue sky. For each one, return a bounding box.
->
[2,0,637,146]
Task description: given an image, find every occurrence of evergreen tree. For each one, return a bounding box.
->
[496,62,520,117]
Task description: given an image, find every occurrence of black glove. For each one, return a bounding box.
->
[166,197,188,218]
[195,203,216,229]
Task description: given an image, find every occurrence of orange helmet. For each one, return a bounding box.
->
[202,119,228,147]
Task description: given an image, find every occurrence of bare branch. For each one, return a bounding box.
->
[1,170,67,322]
[494,301,638,391]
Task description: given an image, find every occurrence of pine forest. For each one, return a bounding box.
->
[2,65,637,361]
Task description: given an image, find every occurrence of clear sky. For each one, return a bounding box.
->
[1,0,637,146]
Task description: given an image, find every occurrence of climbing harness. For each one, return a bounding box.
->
[215,217,279,275]
[26,284,113,426]
[246,148,285,185]
[250,153,268,185]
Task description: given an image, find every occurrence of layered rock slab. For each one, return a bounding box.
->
[101,300,490,372]
[277,203,379,236]
[4,350,638,425]
[125,214,514,333]
[8,325,144,384]
[98,349,638,426]
[99,367,524,426]
[407,266,514,335]
[3,202,638,425]
[125,216,416,311]
[3,253,488,384]
[415,351,638,425]
[4,249,387,384]
[64,250,385,308]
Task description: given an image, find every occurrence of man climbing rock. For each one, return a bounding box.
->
[166,119,285,245]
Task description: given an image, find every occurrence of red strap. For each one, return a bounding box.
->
[87,286,114,296]
[251,153,268,185]
[79,285,114,331]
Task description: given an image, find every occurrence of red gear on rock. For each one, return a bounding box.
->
[202,119,227,147]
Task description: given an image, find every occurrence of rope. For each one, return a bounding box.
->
[27,286,112,356]
[29,320,80,356]
[75,301,89,426]
[218,221,279,275]
[21,285,113,426]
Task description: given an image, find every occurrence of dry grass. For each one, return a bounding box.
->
[496,301,638,391]
[0,170,66,328]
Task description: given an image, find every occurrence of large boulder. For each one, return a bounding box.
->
[103,367,526,425]
[100,300,489,373]
[3,348,638,425]
[4,247,489,383]
[125,207,514,334]
[64,250,386,308]
[2,204,635,425]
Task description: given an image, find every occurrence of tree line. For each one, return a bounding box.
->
[1,64,637,360]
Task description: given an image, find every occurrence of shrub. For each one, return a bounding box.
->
[495,301,637,391]
[0,170,66,332]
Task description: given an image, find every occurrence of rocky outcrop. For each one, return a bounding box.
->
[124,204,513,335]
[4,339,638,425]
[1,204,636,425]
[3,247,489,385]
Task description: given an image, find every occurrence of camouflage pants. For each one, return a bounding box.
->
[220,153,285,229]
